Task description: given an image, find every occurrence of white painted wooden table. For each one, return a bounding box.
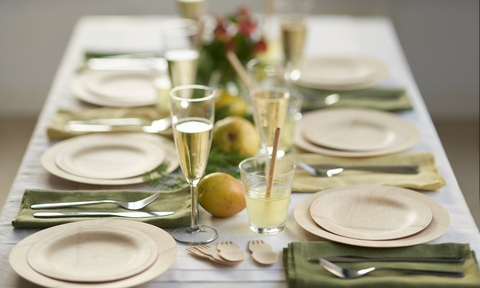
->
[0,15,479,288]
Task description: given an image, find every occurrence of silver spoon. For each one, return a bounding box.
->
[31,192,160,210]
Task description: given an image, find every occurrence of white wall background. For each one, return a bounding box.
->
[0,0,478,121]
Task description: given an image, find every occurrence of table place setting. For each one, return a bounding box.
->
[2,2,480,288]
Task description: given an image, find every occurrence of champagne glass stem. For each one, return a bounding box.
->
[190,180,200,231]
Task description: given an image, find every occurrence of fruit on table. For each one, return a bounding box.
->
[215,90,248,117]
[212,116,260,157]
[198,172,246,217]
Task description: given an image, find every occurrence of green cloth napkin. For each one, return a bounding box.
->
[47,107,172,140]
[12,187,190,228]
[298,87,413,112]
[284,152,446,192]
[284,242,480,288]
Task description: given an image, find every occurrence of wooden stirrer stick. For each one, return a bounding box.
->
[266,127,281,197]
[226,50,254,90]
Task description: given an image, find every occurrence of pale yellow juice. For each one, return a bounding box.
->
[245,186,291,228]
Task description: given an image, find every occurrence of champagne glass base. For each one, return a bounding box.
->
[172,225,218,245]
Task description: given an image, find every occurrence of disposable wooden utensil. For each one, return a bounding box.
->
[226,50,254,90]
[187,246,241,266]
[195,245,242,265]
[266,127,281,197]
[248,240,278,265]
[217,241,245,262]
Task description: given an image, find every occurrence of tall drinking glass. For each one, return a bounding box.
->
[251,87,289,156]
[170,85,218,244]
[176,0,207,21]
[157,19,201,113]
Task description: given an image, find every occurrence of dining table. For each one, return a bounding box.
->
[0,14,479,288]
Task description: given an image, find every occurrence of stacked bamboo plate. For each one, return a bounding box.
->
[294,185,450,248]
[9,219,177,287]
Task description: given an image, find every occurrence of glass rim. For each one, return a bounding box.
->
[160,18,201,36]
[239,156,296,178]
[169,85,216,102]
[246,58,284,72]
[251,87,290,101]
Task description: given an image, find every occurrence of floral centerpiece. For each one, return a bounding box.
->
[196,6,267,120]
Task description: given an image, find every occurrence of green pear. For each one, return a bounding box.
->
[198,172,246,217]
[212,116,260,157]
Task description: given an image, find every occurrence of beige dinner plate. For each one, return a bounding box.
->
[86,71,155,100]
[294,109,421,157]
[72,71,156,107]
[294,185,450,248]
[27,226,158,282]
[309,189,433,240]
[303,109,412,151]
[41,133,179,185]
[10,219,177,288]
[297,56,389,90]
[54,138,165,179]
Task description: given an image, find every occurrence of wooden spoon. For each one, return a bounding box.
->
[217,241,245,262]
[248,240,278,265]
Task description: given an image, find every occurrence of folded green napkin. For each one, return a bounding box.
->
[284,242,480,288]
[284,152,446,192]
[12,187,190,228]
[297,87,413,112]
[47,107,172,140]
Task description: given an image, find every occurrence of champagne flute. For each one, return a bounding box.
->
[251,87,290,156]
[281,15,308,81]
[156,19,201,113]
[176,0,207,21]
[170,85,218,244]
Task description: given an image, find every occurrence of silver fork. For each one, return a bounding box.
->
[298,161,419,177]
[318,258,464,279]
[31,192,160,210]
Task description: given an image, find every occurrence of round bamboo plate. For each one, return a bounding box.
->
[41,133,178,185]
[9,219,177,288]
[27,226,158,282]
[309,188,433,240]
[294,109,421,157]
[294,185,450,247]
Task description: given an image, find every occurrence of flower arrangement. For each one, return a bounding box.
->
[196,6,267,87]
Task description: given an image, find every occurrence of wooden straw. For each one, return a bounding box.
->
[226,50,254,90]
[266,127,281,197]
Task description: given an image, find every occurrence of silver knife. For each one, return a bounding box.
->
[34,212,175,218]
[309,164,419,172]
[309,256,464,263]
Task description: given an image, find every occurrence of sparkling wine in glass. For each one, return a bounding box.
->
[176,0,207,21]
[251,88,290,156]
[170,85,217,244]
[281,16,307,80]
[157,19,201,112]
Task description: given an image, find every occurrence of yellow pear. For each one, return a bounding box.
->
[213,116,260,157]
[198,172,246,217]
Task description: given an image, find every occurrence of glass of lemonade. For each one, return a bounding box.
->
[170,85,218,244]
[239,157,296,234]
